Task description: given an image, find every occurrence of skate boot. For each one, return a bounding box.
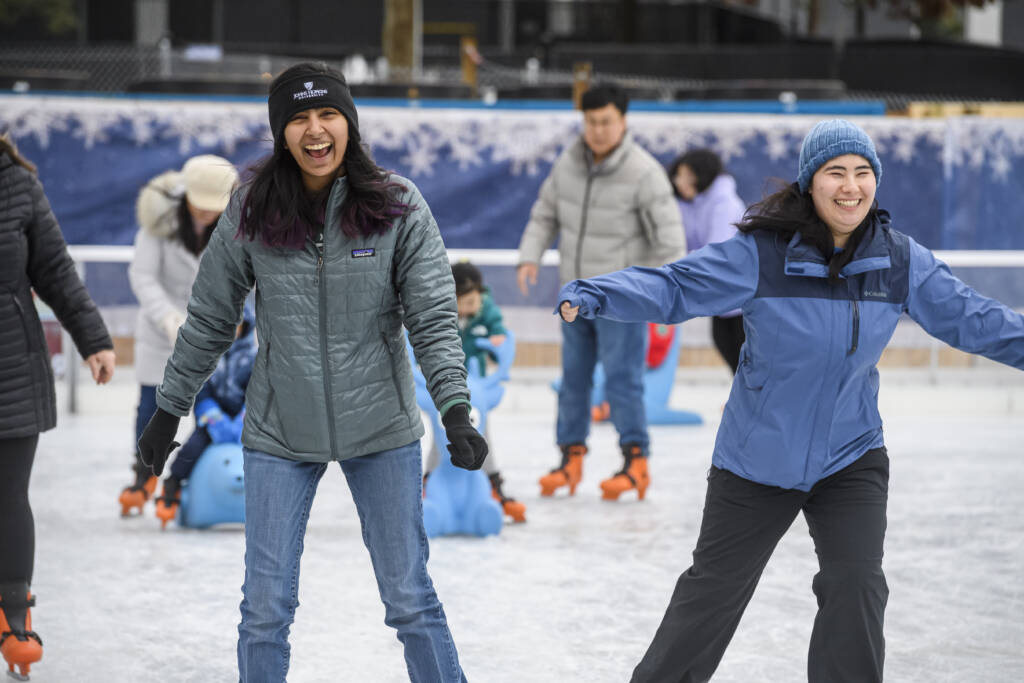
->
[489,472,526,522]
[119,462,158,516]
[599,444,650,501]
[538,444,586,497]
[0,583,43,681]
[154,476,182,529]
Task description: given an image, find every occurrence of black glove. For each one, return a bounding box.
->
[442,404,488,470]
[137,407,181,477]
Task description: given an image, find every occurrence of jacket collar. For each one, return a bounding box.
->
[573,130,634,176]
[783,211,892,279]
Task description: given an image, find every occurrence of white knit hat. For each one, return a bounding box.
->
[182,155,239,212]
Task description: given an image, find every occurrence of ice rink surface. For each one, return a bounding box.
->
[24,364,1024,682]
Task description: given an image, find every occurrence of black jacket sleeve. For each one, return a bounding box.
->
[25,175,113,359]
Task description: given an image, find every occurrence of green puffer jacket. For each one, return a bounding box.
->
[155,174,469,462]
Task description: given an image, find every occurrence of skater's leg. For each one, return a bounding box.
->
[168,428,211,482]
[341,441,466,683]
[0,436,37,583]
[134,385,158,461]
[803,448,889,683]
[556,317,597,447]
[596,318,648,451]
[0,436,42,679]
[237,448,326,683]
[632,467,805,682]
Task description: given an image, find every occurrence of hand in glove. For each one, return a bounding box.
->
[137,407,181,477]
[441,404,488,470]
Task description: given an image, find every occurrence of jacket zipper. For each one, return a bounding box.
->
[12,295,43,424]
[848,299,860,355]
[574,173,595,280]
[314,230,339,458]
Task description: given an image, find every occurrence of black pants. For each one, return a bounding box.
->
[0,435,39,584]
[711,315,745,375]
[632,448,889,683]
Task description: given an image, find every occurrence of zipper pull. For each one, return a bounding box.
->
[314,232,324,284]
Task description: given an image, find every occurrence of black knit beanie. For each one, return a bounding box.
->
[267,65,358,146]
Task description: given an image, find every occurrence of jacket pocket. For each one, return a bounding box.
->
[736,351,771,447]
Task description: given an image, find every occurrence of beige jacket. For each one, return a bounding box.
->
[518,131,686,285]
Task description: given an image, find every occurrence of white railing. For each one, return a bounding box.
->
[64,244,1024,268]
[63,245,1024,412]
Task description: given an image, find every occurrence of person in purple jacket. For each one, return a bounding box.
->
[668,149,748,373]
[558,119,1024,682]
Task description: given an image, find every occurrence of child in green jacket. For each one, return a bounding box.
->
[424,262,525,521]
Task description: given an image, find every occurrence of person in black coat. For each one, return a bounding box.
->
[0,134,115,680]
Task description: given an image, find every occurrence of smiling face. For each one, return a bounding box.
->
[582,103,627,163]
[808,153,877,248]
[283,106,349,192]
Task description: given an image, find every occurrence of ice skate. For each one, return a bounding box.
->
[119,462,158,516]
[538,444,586,496]
[0,584,42,682]
[489,472,526,522]
[154,476,182,529]
[600,444,649,501]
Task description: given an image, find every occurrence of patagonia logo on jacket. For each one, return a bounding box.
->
[351,248,375,258]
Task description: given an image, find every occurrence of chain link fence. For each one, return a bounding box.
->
[0,42,995,112]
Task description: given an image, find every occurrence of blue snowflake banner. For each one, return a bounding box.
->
[2,94,1023,251]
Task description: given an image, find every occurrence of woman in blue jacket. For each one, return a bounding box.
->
[558,119,1024,682]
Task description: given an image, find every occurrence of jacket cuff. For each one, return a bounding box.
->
[439,398,471,418]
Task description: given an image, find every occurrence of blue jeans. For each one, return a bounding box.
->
[557,317,648,450]
[237,442,465,683]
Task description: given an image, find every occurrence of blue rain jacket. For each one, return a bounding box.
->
[558,214,1024,490]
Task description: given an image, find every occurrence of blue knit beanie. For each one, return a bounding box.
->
[797,119,882,193]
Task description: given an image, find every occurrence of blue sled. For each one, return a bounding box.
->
[553,324,703,426]
[178,442,246,529]
[408,332,516,538]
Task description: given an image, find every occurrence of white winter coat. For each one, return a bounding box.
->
[128,170,203,385]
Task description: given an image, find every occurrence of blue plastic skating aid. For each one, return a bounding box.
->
[408,332,516,538]
[178,442,246,529]
[552,324,703,426]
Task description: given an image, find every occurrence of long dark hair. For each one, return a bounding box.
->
[237,64,411,249]
[0,134,37,174]
[176,198,216,256]
[737,181,878,283]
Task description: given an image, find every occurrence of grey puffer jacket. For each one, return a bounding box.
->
[156,174,470,462]
[518,131,686,285]
[0,152,113,439]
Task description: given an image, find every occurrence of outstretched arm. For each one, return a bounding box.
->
[557,232,760,325]
[906,238,1024,369]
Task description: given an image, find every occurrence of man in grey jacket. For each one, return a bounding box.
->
[517,85,686,502]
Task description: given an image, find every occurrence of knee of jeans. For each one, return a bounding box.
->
[240,588,298,635]
[380,584,440,628]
